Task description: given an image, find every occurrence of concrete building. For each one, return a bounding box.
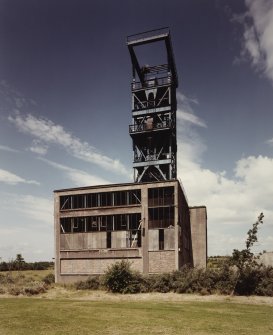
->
[54,180,206,283]
[54,28,207,283]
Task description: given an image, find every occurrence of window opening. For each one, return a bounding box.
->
[60,213,142,247]
[60,197,69,210]
[159,229,164,250]
[132,190,141,204]
[107,232,111,248]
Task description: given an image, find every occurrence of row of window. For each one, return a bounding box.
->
[107,231,141,248]
[60,190,141,210]
[148,206,174,229]
[60,186,174,210]
[148,186,174,207]
[60,213,142,233]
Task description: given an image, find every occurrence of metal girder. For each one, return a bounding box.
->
[128,28,178,183]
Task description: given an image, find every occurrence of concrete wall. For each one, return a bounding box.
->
[60,257,143,275]
[190,206,207,268]
[148,251,175,273]
[60,232,107,250]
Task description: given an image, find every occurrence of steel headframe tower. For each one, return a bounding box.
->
[127,27,178,183]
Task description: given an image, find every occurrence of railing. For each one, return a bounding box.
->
[133,97,170,110]
[127,27,169,44]
[134,153,171,163]
[132,76,171,90]
[129,120,172,133]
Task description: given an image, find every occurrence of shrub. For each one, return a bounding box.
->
[103,260,136,293]
[214,264,237,295]
[254,266,273,296]
[75,276,100,290]
[7,285,22,296]
[23,281,47,296]
[150,273,173,293]
[42,273,55,285]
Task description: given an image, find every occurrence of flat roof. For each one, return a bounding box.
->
[54,179,179,193]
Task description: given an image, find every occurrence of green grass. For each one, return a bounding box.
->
[0,270,53,281]
[0,298,272,335]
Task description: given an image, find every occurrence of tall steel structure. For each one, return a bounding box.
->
[127,28,178,183]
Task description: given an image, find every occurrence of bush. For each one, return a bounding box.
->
[23,281,47,296]
[75,276,100,290]
[149,273,173,293]
[254,266,273,296]
[8,285,22,296]
[103,260,137,293]
[42,273,55,285]
[214,264,237,295]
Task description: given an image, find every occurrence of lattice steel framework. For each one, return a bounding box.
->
[127,28,178,183]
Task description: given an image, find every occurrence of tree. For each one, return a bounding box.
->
[231,213,264,295]
[231,212,264,270]
[14,254,25,271]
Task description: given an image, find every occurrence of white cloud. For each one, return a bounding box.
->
[39,157,110,186]
[0,192,52,226]
[0,168,40,186]
[176,95,273,255]
[8,111,130,177]
[15,195,53,225]
[0,192,54,261]
[178,140,273,254]
[239,0,273,83]
[176,92,207,128]
[29,139,48,155]
[177,109,207,128]
[0,144,19,153]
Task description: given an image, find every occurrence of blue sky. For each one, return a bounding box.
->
[0,0,273,261]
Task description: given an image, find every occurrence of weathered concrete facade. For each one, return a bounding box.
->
[189,206,207,268]
[54,180,206,283]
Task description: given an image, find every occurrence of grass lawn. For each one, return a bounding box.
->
[0,297,272,335]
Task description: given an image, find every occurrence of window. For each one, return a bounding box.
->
[148,186,174,207]
[60,218,72,233]
[107,232,111,248]
[72,217,85,233]
[60,196,72,210]
[148,206,174,229]
[60,213,142,249]
[159,229,164,250]
[60,189,141,210]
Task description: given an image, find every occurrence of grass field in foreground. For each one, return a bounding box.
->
[0,298,272,335]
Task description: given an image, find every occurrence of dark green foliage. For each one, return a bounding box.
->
[149,273,173,293]
[96,256,273,296]
[255,266,273,296]
[14,254,25,271]
[230,213,268,295]
[231,213,264,271]
[42,273,55,285]
[103,260,138,293]
[75,276,100,290]
[0,257,54,271]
